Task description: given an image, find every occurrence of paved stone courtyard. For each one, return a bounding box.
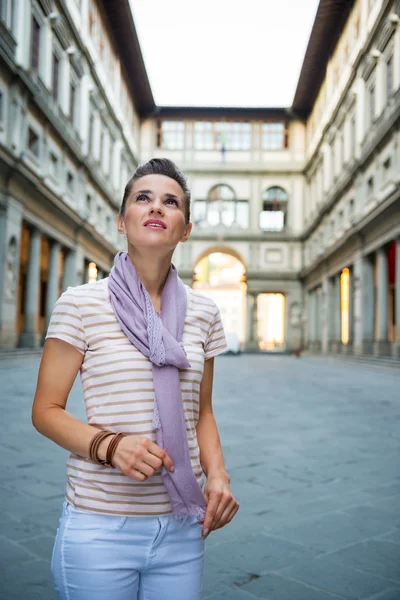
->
[0,353,399,600]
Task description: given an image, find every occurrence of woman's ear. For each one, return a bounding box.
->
[180,222,192,243]
[116,214,126,235]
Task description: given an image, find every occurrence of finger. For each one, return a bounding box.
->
[137,461,156,478]
[210,494,233,531]
[142,453,163,472]
[126,467,148,482]
[147,441,175,472]
[202,492,222,537]
[215,500,239,530]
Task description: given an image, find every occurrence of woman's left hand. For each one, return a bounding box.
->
[201,475,239,539]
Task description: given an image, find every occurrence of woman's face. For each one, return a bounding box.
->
[117,174,192,252]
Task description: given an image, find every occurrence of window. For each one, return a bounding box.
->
[383,157,391,181]
[368,83,375,125]
[193,184,248,228]
[49,152,59,179]
[30,15,41,71]
[157,121,184,150]
[1,0,15,30]
[27,127,40,157]
[85,194,92,219]
[262,123,288,150]
[52,53,60,102]
[349,198,355,221]
[386,55,393,102]
[69,81,76,126]
[67,171,75,194]
[350,115,356,157]
[367,176,374,197]
[194,122,251,151]
[88,107,95,153]
[259,187,288,232]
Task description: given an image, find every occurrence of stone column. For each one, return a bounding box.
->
[19,228,41,348]
[307,291,315,349]
[330,275,341,353]
[374,248,390,356]
[321,277,330,354]
[246,292,259,351]
[315,288,322,352]
[62,247,85,290]
[45,241,61,327]
[393,238,400,358]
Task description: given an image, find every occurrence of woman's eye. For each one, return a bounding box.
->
[136,195,149,202]
[166,199,178,206]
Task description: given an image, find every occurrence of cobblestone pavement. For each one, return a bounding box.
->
[0,354,399,600]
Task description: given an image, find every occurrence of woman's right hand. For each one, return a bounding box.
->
[99,435,174,481]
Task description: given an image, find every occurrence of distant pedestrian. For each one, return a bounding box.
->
[32,158,239,600]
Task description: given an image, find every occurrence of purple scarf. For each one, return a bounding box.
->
[108,252,206,520]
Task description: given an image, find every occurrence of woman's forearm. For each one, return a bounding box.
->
[196,411,229,481]
[32,406,109,461]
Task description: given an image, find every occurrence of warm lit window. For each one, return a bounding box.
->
[262,123,288,150]
[193,184,248,228]
[157,121,184,150]
[30,15,41,71]
[194,122,251,151]
[259,187,288,232]
[340,267,350,344]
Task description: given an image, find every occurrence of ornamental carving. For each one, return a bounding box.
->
[361,55,377,81]
[376,20,396,52]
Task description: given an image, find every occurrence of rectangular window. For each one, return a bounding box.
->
[369,84,375,125]
[67,171,74,193]
[49,152,59,179]
[350,115,356,157]
[28,127,40,157]
[262,122,288,150]
[52,53,60,102]
[386,55,393,102]
[157,121,185,150]
[194,121,251,151]
[30,15,41,71]
[367,176,374,197]
[70,82,76,125]
[383,157,391,180]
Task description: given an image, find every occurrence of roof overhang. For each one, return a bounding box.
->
[98,0,155,117]
[151,106,292,120]
[292,0,355,119]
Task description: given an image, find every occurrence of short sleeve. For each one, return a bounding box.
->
[45,287,87,355]
[204,305,227,360]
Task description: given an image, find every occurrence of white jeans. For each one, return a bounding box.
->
[51,501,205,600]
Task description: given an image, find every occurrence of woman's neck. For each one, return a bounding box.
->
[127,247,173,300]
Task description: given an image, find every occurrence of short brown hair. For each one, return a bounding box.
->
[119,158,191,223]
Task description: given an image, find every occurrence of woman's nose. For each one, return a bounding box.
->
[150,199,163,215]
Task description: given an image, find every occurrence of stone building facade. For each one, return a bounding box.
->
[0,0,399,358]
[0,0,152,348]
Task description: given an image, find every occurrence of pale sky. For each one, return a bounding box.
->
[130,0,320,107]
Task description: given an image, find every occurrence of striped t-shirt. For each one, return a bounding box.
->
[45,277,227,516]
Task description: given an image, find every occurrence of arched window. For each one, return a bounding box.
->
[260,186,288,232]
[193,184,248,228]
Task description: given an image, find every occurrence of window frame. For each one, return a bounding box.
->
[193,121,252,151]
[261,122,289,151]
[26,122,41,160]
[156,120,185,150]
[259,186,289,233]
[193,184,249,229]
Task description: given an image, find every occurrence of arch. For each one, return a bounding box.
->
[193,245,247,275]
[260,186,288,232]
[193,184,248,229]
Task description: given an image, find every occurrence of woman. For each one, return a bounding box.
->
[32,158,239,600]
